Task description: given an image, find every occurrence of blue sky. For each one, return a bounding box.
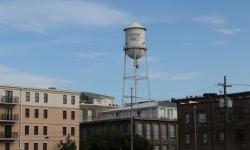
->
[0,0,250,104]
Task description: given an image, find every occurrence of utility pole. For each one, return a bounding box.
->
[130,87,133,150]
[218,76,232,150]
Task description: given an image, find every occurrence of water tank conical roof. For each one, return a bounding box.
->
[124,21,146,31]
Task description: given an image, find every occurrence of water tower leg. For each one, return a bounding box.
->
[122,51,127,105]
[145,51,151,100]
[133,49,138,103]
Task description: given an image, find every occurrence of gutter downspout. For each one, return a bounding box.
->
[193,106,197,150]
[19,87,23,149]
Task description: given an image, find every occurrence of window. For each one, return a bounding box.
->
[146,123,151,139]
[71,127,75,136]
[63,127,67,136]
[26,92,30,101]
[198,113,206,123]
[6,91,13,103]
[154,145,159,150]
[185,113,189,124]
[44,93,48,103]
[35,109,39,118]
[119,124,124,132]
[63,111,67,119]
[82,128,87,141]
[216,108,225,122]
[88,110,92,121]
[63,95,67,104]
[203,132,207,144]
[163,145,167,150]
[24,143,29,150]
[43,143,47,150]
[34,126,38,135]
[5,143,10,150]
[217,130,224,143]
[162,124,167,139]
[169,124,175,139]
[25,125,29,135]
[234,107,244,121]
[35,93,39,102]
[44,109,48,118]
[80,109,84,122]
[71,111,75,120]
[186,133,190,144]
[154,124,159,140]
[127,123,131,132]
[112,124,116,129]
[43,126,47,135]
[25,108,29,118]
[34,143,38,150]
[71,96,75,104]
[160,108,165,118]
[168,109,173,119]
[170,146,176,150]
[137,123,143,137]
[235,129,245,143]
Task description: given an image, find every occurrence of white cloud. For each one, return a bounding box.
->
[211,41,226,46]
[0,65,74,87]
[214,28,242,34]
[75,53,107,58]
[193,15,226,25]
[0,1,133,33]
[149,71,199,80]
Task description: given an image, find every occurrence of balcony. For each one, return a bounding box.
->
[0,96,19,105]
[0,114,19,122]
[0,132,18,140]
[81,113,177,122]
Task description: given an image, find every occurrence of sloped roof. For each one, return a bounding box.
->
[124,21,146,31]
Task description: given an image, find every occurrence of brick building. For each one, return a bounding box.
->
[80,101,178,150]
[173,91,250,150]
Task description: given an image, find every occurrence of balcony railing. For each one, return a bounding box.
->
[0,96,19,104]
[0,132,18,140]
[0,114,19,122]
[81,113,176,122]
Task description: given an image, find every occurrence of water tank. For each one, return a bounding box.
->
[124,21,147,59]
[219,98,224,108]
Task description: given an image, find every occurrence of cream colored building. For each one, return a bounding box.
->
[0,85,80,150]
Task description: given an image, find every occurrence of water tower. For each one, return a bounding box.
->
[122,21,151,105]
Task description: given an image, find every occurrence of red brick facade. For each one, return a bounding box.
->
[174,91,250,150]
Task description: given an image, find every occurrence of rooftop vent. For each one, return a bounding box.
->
[48,87,56,90]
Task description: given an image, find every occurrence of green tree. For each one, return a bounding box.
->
[80,128,152,150]
[57,134,76,150]
[80,93,90,100]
